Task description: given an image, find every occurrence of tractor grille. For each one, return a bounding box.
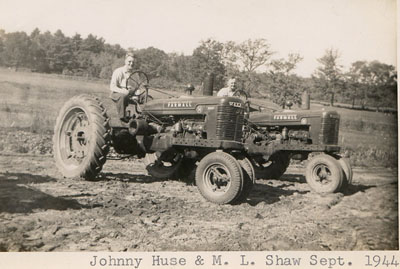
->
[216,105,244,141]
[320,113,340,145]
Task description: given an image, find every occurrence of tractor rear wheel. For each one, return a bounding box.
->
[196,152,243,204]
[253,152,290,179]
[173,158,197,183]
[53,94,110,179]
[144,152,183,180]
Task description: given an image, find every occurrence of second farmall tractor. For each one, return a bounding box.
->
[245,108,352,193]
[53,71,352,204]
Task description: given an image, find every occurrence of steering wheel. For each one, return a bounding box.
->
[233,89,251,118]
[126,70,150,104]
[233,89,249,100]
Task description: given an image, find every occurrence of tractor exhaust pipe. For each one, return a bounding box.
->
[301,90,310,110]
[203,73,214,96]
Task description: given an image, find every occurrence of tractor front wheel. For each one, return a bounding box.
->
[334,155,353,190]
[305,154,343,193]
[196,152,243,204]
[233,155,255,203]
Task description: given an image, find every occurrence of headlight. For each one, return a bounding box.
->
[301,118,308,125]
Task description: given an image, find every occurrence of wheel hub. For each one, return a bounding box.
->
[205,164,231,193]
[313,164,331,184]
[62,111,91,164]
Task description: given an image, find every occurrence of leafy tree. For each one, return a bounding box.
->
[231,38,274,73]
[104,43,126,58]
[0,29,5,65]
[92,52,120,79]
[51,30,74,73]
[268,53,304,108]
[166,53,193,83]
[223,38,274,96]
[135,47,168,78]
[346,60,397,108]
[313,48,343,106]
[81,34,104,53]
[1,31,31,70]
[74,50,95,77]
[71,34,82,52]
[28,28,49,72]
[191,38,226,89]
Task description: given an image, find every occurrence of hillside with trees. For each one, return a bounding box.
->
[0,28,396,110]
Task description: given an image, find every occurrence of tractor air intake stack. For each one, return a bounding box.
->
[203,73,214,96]
[301,90,310,110]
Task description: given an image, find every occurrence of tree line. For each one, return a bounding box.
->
[0,28,396,109]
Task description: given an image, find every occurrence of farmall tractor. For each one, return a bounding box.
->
[53,71,253,204]
[245,106,352,193]
[53,71,352,204]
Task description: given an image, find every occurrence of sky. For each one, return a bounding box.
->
[0,0,397,77]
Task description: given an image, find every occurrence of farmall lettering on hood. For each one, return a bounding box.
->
[166,101,193,108]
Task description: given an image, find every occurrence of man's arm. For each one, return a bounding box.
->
[110,69,129,95]
[217,88,228,97]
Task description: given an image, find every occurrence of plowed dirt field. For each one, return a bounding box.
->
[0,154,397,251]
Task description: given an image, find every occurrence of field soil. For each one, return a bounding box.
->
[0,153,397,251]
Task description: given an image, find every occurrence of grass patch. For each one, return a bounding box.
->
[28,110,55,134]
[341,117,397,134]
[343,145,397,168]
[339,126,397,167]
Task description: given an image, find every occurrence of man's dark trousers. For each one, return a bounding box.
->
[110,92,130,119]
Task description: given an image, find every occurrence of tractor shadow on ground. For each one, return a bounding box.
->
[98,172,166,184]
[0,172,88,214]
[340,183,374,196]
[244,172,375,206]
[279,173,374,196]
[280,173,307,183]
[98,172,196,185]
[245,182,308,206]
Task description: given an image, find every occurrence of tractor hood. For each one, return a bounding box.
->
[249,109,340,126]
[141,96,245,116]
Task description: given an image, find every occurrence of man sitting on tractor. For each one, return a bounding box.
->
[110,53,138,123]
[217,77,237,97]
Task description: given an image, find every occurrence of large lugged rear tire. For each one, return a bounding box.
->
[144,152,183,180]
[53,94,110,179]
[253,152,290,180]
[196,152,243,204]
[305,154,343,193]
[173,158,197,183]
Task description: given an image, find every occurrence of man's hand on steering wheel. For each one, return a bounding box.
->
[126,70,150,104]
[127,86,137,96]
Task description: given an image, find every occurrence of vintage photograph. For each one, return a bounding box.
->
[0,0,397,253]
